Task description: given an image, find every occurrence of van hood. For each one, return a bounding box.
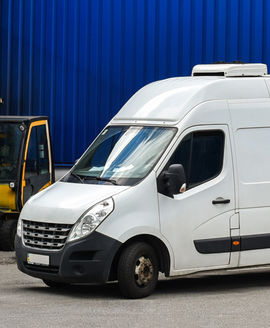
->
[20,181,129,224]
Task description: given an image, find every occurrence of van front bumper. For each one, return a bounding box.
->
[15,231,122,284]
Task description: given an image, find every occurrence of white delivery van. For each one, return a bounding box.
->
[16,63,270,298]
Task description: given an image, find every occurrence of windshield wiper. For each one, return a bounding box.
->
[83,176,118,185]
[70,172,84,184]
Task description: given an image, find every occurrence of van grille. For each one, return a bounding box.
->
[22,219,73,250]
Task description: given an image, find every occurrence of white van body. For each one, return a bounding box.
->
[16,63,270,298]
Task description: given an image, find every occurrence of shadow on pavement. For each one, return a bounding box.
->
[22,270,270,300]
[155,270,270,296]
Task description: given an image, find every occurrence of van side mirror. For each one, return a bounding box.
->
[159,164,186,198]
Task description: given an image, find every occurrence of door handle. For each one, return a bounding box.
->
[212,197,230,205]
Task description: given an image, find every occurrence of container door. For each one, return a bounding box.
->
[22,121,53,205]
[158,125,236,271]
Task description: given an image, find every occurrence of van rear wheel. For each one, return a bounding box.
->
[117,242,159,299]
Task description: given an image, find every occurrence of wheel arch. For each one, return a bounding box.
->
[109,234,171,281]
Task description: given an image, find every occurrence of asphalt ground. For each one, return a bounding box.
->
[1,252,270,328]
[0,251,16,264]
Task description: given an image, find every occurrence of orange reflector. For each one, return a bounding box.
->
[233,241,240,246]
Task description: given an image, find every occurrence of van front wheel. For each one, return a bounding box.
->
[117,242,159,299]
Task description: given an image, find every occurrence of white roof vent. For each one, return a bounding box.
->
[192,63,267,77]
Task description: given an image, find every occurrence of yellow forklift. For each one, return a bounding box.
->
[0,116,54,250]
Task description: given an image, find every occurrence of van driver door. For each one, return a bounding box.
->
[157,125,236,272]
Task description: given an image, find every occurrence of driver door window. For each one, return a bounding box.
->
[167,130,224,190]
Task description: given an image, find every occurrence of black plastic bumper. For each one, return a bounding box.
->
[15,231,122,284]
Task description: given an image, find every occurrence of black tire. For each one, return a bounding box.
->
[43,279,69,289]
[0,218,18,251]
[117,242,159,299]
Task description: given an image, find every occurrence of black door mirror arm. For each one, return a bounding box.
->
[158,164,186,198]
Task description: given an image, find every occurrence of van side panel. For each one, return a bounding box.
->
[236,127,270,209]
[229,99,270,266]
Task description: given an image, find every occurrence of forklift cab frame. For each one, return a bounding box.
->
[0,116,54,250]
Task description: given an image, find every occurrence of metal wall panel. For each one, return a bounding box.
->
[0,0,269,163]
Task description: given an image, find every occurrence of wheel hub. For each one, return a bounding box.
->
[134,256,154,286]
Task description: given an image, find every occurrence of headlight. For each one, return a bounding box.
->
[67,198,114,243]
[17,216,22,237]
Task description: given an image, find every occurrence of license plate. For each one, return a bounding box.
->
[27,253,49,266]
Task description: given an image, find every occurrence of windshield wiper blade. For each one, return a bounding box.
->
[70,172,84,184]
[83,176,118,185]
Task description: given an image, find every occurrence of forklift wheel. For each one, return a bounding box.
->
[0,218,18,251]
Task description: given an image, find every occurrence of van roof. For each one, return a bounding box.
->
[112,76,270,124]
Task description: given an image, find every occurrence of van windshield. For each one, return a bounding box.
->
[64,126,176,186]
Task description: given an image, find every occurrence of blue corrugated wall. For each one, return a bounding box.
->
[0,0,269,164]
